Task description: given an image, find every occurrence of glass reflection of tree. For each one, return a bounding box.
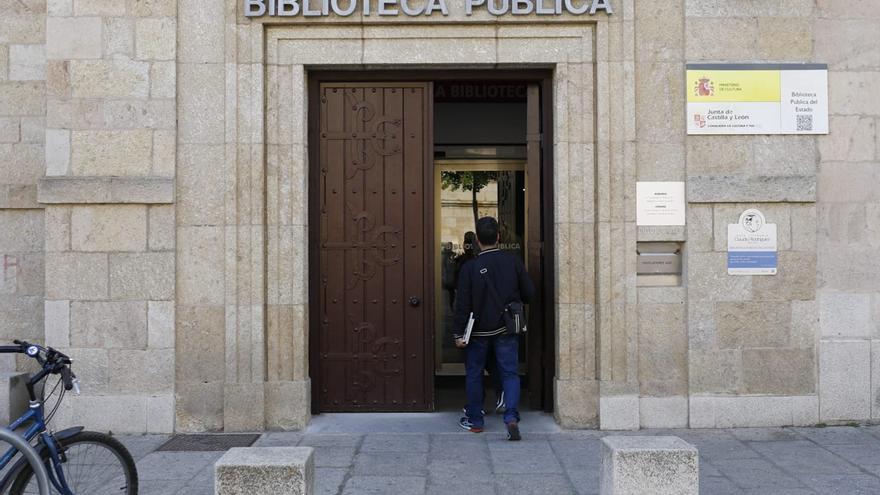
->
[441,171,498,228]
[497,171,523,257]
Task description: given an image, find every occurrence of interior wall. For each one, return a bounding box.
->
[434,102,526,144]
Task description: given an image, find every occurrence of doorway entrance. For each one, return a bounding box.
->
[309,72,554,414]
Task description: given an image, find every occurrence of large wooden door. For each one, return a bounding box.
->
[317,83,433,412]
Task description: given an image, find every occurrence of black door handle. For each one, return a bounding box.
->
[409,297,421,307]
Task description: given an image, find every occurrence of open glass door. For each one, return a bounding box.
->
[434,159,529,376]
[430,80,547,411]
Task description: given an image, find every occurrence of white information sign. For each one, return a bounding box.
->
[636,182,686,226]
[687,64,829,135]
[727,209,777,275]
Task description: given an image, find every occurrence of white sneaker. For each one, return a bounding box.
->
[462,406,486,416]
[495,391,506,414]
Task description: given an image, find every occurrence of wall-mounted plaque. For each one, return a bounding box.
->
[687,63,828,135]
[636,242,682,275]
[727,209,777,275]
[636,182,686,226]
[637,253,682,275]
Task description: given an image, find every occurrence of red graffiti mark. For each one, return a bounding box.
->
[3,255,18,282]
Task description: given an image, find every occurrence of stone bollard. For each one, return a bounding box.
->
[600,436,698,495]
[215,447,314,495]
[0,372,29,425]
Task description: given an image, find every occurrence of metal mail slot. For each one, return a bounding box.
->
[636,243,682,275]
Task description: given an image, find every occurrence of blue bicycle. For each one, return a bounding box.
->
[0,340,138,494]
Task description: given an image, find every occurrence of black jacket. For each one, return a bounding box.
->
[451,248,535,339]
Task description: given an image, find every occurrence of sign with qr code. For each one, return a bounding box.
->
[686,63,828,135]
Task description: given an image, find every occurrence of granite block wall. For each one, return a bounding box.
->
[814,3,880,422]
[632,0,879,429]
[682,0,822,428]
[40,0,177,434]
[633,0,688,429]
[0,0,46,374]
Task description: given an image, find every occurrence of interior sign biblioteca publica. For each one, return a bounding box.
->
[245,0,613,17]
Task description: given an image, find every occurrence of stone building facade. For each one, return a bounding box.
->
[0,0,877,433]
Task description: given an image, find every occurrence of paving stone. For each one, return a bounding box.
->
[800,474,880,494]
[856,464,880,478]
[699,476,743,495]
[548,430,605,441]
[300,434,362,447]
[176,484,213,495]
[426,480,495,495]
[860,425,880,437]
[342,475,426,495]
[729,428,804,442]
[714,458,806,490]
[700,459,723,477]
[136,451,221,481]
[313,446,357,468]
[138,480,185,495]
[692,436,761,460]
[743,489,817,495]
[489,440,565,474]
[494,474,576,495]
[552,437,603,456]
[179,466,214,495]
[825,443,880,467]
[427,457,492,482]
[794,426,877,445]
[428,439,488,466]
[550,438,603,474]
[316,468,347,495]
[567,469,601,495]
[253,431,303,447]
[430,433,487,450]
[750,441,863,475]
[653,428,734,445]
[352,452,428,476]
[362,433,429,452]
[118,434,172,460]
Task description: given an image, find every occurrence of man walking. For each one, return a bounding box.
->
[453,217,535,441]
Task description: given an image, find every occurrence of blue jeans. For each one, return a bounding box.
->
[464,334,520,427]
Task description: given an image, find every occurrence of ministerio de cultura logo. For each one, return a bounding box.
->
[694,76,714,97]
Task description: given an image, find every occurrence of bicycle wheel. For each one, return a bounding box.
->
[10,431,138,495]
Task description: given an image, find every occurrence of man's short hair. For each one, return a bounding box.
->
[476,217,499,245]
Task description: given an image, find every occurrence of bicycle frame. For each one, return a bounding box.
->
[0,401,74,495]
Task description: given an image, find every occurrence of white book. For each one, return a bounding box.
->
[462,312,475,345]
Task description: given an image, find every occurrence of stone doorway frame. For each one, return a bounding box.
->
[197,9,637,431]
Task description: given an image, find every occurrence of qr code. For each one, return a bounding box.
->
[797,114,813,131]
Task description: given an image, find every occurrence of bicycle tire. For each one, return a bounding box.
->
[9,431,138,495]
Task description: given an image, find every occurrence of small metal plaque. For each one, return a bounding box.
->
[637,252,682,275]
